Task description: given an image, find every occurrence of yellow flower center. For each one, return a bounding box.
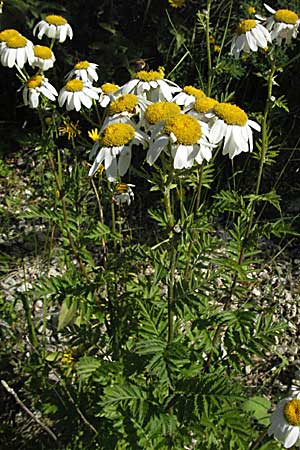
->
[27,74,43,89]
[45,15,67,26]
[115,183,129,194]
[194,96,218,113]
[33,45,52,59]
[101,83,118,95]
[274,9,298,25]
[0,29,20,42]
[144,102,181,124]
[101,123,135,147]
[108,94,138,115]
[6,35,27,49]
[183,85,205,98]
[65,79,84,92]
[213,103,248,126]
[237,19,257,34]
[134,70,163,81]
[284,399,300,426]
[75,60,90,70]
[164,114,202,145]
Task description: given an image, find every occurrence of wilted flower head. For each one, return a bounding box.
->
[113,183,135,206]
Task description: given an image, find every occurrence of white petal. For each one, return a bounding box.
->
[210,119,226,143]
[118,146,131,176]
[146,135,169,165]
[105,150,118,181]
[58,25,67,43]
[264,4,275,14]
[173,145,188,169]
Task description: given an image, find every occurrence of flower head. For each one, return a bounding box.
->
[230,18,271,58]
[33,14,73,43]
[0,34,34,68]
[269,393,300,448]
[32,45,55,71]
[209,102,261,159]
[264,4,300,45]
[99,82,119,107]
[118,69,180,102]
[88,123,148,181]
[58,79,100,111]
[66,60,98,83]
[147,113,213,169]
[173,85,206,108]
[21,74,58,108]
[187,96,219,124]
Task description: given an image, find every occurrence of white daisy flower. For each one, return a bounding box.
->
[112,183,135,206]
[33,14,73,43]
[209,103,261,159]
[101,93,150,129]
[58,79,100,112]
[264,4,300,45]
[172,85,206,108]
[98,83,119,107]
[118,69,181,102]
[186,96,219,124]
[88,123,148,181]
[146,114,213,169]
[66,60,98,83]
[22,74,58,108]
[0,33,34,68]
[268,393,300,448]
[230,19,271,58]
[31,45,55,71]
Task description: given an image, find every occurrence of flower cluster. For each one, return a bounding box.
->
[86,69,260,180]
[230,3,300,58]
[0,11,262,194]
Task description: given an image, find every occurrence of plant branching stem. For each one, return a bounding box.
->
[1,380,58,442]
[48,152,86,276]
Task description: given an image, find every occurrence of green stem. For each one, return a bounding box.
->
[48,152,86,276]
[205,59,276,371]
[205,0,212,96]
[195,163,204,213]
